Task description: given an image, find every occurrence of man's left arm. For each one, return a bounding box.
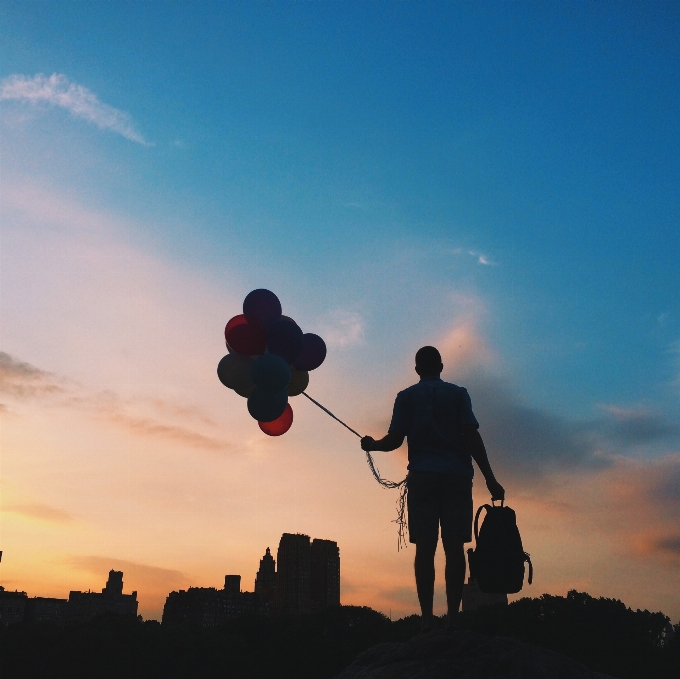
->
[463,425,505,501]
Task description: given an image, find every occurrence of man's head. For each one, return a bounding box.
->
[415,346,443,377]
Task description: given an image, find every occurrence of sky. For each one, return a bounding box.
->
[1,1,679,622]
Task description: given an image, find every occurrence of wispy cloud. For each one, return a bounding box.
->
[658,536,680,555]
[457,376,680,482]
[4,502,75,524]
[0,352,66,399]
[1,351,231,452]
[439,321,497,374]
[599,405,680,445]
[597,454,680,563]
[632,526,680,560]
[67,555,189,589]
[434,322,680,482]
[103,411,230,451]
[1,73,149,145]
[464,373,603,480]
[319,309,365,348]
[451,247,497,266]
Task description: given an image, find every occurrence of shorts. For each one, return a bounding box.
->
[407,470,473,545]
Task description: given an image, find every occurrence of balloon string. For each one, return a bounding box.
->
[301,391,362,438]
[301,391,409,550]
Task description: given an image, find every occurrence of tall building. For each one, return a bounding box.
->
[0,586,28,627]
[310,539,340,608]
[24,596,68,622]
[162,574,267,626]
[67,570,138,622]
[224,575,241,596]
[254,547,277,610]
[277,533,311,614]
[163,587,233,626]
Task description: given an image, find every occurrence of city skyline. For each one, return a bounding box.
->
[1,2,679,622]
[1,531,340,626]
[0,568,138,626]
[163,533,340,625]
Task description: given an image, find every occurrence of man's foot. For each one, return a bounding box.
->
[444,612,460,631]
[419,614,435,634]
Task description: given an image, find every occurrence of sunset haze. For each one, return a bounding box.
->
[1,2,679,622]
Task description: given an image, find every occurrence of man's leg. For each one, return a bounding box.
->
[442,536,466,628]
[414,539,438,630]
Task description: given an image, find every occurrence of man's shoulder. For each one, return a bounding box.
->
[397,380,469,398]
[439,381,468,395]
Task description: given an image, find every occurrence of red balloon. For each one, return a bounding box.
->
[259,403,293,436]
[225,314,267,355]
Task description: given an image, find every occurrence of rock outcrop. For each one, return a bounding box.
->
[335,629,617,679]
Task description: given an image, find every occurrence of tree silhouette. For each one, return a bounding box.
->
[1,593,678,679]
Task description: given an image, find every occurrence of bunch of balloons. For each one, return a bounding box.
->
[217,289,327,436]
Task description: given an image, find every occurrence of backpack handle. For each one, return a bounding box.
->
[525,552,533,585]
[474,504,492,542]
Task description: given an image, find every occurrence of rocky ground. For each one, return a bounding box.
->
[335,629,617,679]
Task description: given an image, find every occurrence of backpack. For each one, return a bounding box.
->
[467,501,533,594]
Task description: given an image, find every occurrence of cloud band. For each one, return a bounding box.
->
[1,73,149,145]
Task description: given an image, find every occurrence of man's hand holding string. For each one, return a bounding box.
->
[361,433,404,452]
[361,436,376,451]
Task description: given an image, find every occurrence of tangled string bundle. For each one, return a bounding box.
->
[301,391,409,550]
[365,450,409,550]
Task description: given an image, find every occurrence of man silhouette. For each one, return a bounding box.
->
[361,346,504,631]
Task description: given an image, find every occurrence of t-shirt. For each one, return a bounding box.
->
[388,377,479,477]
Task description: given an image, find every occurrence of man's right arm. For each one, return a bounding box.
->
[361,432,405,452]
[362,392,407,452]
[463,425,505,501]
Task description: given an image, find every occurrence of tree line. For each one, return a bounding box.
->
[1,590,678,679]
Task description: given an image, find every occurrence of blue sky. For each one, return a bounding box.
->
[4,1,678,412]
[1,2,680,619]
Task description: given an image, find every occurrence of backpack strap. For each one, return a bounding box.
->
[474,504,491,542]
[525,552,533,585]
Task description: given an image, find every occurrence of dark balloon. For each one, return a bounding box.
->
[217,353,255,393]
[251,354,291,392]
[243,289,282,330]
[259,403,293,436]
[294,333,327,371]
[267,319,304,364]
[220,289,325,435]
[247,388,288,422]
[287,367,309,396]
[225,314,267,355]
[234,381,256,398]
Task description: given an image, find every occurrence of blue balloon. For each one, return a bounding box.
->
[251,353,291,392]
[294,333,327,371]
[267,319,304,364]
[247,388,288,422]
[243,289,282,330]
